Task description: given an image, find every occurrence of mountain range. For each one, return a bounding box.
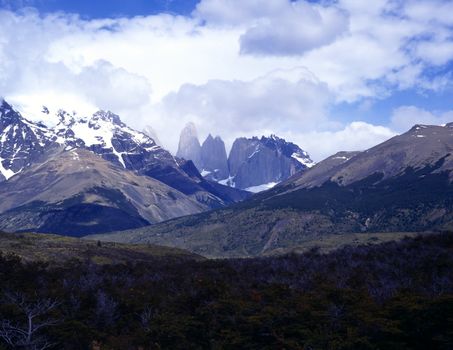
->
[0,100,249,235]
[1,99,452,256]
[94,123,453,257]
[176,122,314,191]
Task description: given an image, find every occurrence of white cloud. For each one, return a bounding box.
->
[152,67,334,152]
[391,106,453,132]
[415,40,453,66]
[195,0,349,56]
[193,0,287,25]
[292,122,397,161]
[0,10,152,120]
[404,0,453,27]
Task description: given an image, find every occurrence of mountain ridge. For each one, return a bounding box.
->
[174,122,315,190]
[93,122,453,257]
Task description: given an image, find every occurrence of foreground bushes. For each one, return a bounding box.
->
[1,233,453,349]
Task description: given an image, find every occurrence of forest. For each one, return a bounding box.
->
[1,233,453,349]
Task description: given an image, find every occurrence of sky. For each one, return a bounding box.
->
[0,0,453,161]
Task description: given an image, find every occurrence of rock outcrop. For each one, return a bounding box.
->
[176,122,202,170]
[227,135,314,190]
[200,134,229,181]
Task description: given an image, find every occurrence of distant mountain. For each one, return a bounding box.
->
[227,135,314,190]
[176,122,202,169]
[94,123,453,257]
[0,100,247,207]
[175,122,314,191]
[200,134,229,181]
[0,100,249,236]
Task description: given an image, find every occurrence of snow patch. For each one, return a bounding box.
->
[1,125,11,143]
[219,176,235,187]
[248,148,260,159]
[70,150,80,161]
[291,153,315,168]
[200,169,211,177]
[245,182,278,193]
[0,157,15,180]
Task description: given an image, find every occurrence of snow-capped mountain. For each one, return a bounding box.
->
[53,109,177,170]
[227,135,314,190]
[0,100,58,181]
[0,100,249,210]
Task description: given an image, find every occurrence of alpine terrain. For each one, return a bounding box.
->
[176,122,315,191]
[94,123,453,257]
[0,100,248,235]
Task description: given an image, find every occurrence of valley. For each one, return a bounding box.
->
[1,1,453,348]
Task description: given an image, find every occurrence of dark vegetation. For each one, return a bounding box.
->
[1,233,453,349]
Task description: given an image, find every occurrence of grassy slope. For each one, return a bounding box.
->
[91,208,436,258]
[0,231,204,264]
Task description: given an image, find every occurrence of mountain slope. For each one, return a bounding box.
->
[0,148,206,236]
[287,124,453,189]
[93,123,453,257]
[0,100,247,210]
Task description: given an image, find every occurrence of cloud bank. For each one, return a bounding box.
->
[0,0,453,160]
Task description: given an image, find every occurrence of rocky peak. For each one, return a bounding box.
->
[227,135,313,190]
[176,122,202,169]
[0,100,21,127]
[142,125,162,146]
[57,110,76,127]
[92,110,124,126]
[200,134,229,181]
[41,106,50,115]
[0,101,58,181]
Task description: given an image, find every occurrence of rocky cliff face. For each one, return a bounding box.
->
[227,135,314,190]
[200,134,229,181]
[175,122,314,191]
[0,100,57,181]
[176,122,202,170]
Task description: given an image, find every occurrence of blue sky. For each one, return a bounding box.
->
[0,0,452,160]
[0,0,200,17]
